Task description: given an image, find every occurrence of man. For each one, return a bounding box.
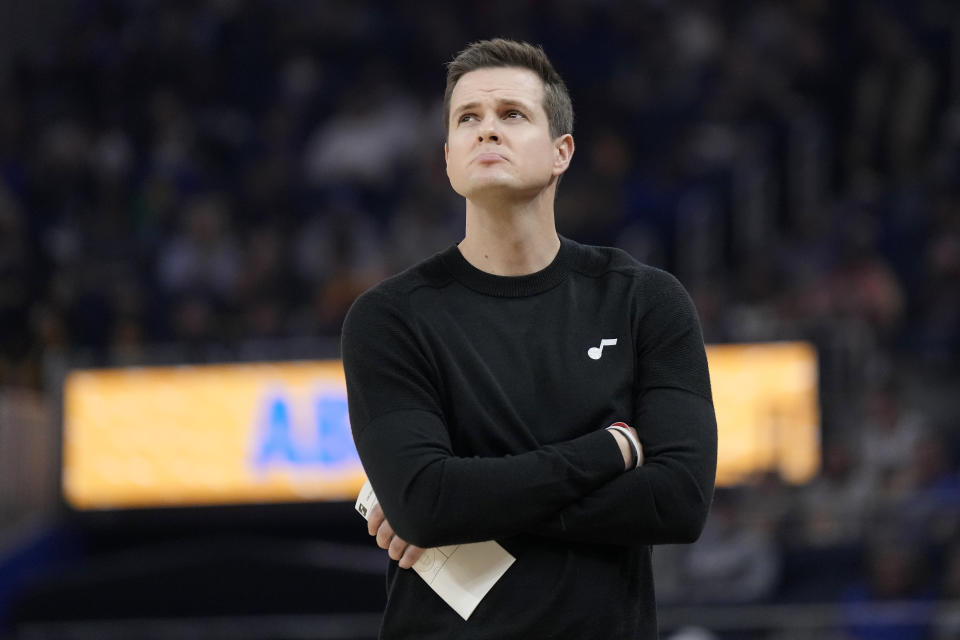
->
[341,38,717,639]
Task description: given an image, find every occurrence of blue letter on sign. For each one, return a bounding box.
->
[255,395,300,466]
[314,395,359,467]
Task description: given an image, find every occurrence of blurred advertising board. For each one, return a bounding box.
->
[707,341,820,485]
[62,360,363,510]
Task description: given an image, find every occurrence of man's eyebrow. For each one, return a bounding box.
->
[452,98,535,115]
[453,101,482,116]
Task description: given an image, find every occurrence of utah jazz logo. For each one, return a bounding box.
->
[587,338,618,360]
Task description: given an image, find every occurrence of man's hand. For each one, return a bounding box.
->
[367,502,426,569]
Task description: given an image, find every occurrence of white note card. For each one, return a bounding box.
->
[355,479,515,619]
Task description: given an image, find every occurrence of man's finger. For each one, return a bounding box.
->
[398,544,426,570]
[367,503,385,537]
[388,534,408,561]
[376,519,395,550]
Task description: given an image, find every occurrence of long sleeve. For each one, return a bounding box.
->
[534,271,718,546]
[341,288,626,549]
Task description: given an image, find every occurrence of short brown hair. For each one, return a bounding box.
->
[443,38,574,140]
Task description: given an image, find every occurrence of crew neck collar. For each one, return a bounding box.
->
[439,236,573,297]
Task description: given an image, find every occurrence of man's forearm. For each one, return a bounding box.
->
[355,409,629,548]
[530,390,717,547]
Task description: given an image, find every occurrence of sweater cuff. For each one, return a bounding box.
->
[577,427,630,477]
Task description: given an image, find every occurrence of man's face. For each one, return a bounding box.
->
[445,67,572,203]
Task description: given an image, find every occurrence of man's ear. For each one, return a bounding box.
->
[444,141,449,166]
[552,134,575,176]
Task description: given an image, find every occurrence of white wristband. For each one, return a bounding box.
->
[606,422,641,469]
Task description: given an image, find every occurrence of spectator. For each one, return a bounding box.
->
[798,438,873,547]
[858,383,929,499]
[157,192,242,299]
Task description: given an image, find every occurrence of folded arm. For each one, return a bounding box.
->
[534,389,716,546]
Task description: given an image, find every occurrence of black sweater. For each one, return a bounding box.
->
[341,236,717,639]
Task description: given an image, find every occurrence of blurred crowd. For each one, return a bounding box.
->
[1,0,959,637]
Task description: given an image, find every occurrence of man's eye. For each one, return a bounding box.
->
[459,114,476,123]
[505,110,525,119]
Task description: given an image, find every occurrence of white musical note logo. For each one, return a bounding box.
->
[587,338,618,360]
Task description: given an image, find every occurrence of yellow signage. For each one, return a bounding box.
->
[62,360,365,510]
[707,341,820,485]
[62,343,820,510]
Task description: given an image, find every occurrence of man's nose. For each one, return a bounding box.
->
[477,119,500,143]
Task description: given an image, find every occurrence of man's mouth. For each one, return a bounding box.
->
[475,153,507,164]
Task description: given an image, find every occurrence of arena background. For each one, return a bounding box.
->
[1,1,959,638]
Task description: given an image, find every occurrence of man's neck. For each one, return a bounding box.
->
[458,196,560,276]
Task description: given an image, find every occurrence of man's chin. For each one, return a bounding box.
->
[461,182,524,203]
[468,178,513,193]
